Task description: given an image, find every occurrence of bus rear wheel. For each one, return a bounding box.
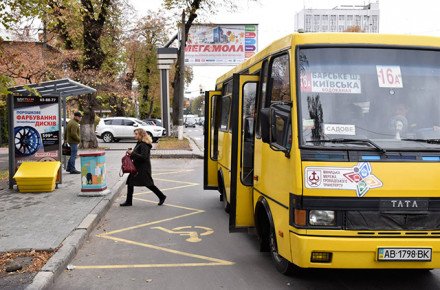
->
[269,225,294,274]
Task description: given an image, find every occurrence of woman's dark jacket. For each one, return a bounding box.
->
[126,141,154,186]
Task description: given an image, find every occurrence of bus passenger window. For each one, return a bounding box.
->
[269,54,290,103]
[241,82,257,185]
[256,60,269,138]
[211,95,221,160]
[220,96,231,131]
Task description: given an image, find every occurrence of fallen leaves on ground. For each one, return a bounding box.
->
[0,250,54,274]
[156,137,191,150]
[0,170,7,181]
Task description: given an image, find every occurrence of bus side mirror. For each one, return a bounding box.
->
[260,108,270,143]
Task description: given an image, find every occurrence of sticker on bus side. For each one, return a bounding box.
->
[300,72,362,94]
[305,162,383,197]
[376,65,403,88]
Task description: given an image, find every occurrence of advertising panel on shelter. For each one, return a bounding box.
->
[185,24,258,66]
[12,96,61,169]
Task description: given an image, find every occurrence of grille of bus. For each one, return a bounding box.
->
[345,211,440,231]
[356,231,440,236]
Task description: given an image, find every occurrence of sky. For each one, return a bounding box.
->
[130,0,440,98]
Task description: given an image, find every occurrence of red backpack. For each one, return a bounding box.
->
[120,153,137,176]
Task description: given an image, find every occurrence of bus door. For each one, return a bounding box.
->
[204,90,222,190]
[229,74,259,231]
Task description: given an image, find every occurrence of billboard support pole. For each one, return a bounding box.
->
[62,93,67,171]
[8,94,14,189]
[177,10,185,141]
[58,91,63,184]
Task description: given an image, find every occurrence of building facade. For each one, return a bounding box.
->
[295,2,380,33]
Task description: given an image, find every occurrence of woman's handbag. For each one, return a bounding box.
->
[62,142,71,156]
[120,153,137,176]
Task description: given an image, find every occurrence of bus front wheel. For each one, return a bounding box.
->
[269,225,294,274]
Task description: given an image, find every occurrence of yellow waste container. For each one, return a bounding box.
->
[13,161,61,193]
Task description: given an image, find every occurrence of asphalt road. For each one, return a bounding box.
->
[183,125,204,150]
[51,159,440,290]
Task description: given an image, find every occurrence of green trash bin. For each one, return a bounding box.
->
[79,151,110,196]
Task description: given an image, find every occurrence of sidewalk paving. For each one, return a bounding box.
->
[0,136,203,289]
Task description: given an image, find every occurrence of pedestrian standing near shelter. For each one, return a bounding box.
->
[120,128,166,207]
[66,111,82,174]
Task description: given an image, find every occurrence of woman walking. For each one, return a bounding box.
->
[120,128,166,206]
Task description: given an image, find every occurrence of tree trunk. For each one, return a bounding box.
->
[79,94,98,148]
[171,1,201,126]
[81,0,110,70]
[148,98,154,118]
[78,0,111,148]
[171,58,181,126]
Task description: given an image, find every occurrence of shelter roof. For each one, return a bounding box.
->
[9,78,96,97]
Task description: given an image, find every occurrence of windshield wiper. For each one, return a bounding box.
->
[401,138,440,144]
[306,138,386,153]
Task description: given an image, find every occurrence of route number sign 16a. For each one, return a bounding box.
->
[376,65,403,88]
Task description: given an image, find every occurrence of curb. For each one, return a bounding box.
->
[25,174,128,290]
[186,135,204,153]
[101,148,203,159]
[151,153,203,159]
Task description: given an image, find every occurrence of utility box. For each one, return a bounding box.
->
[13,161,61,193]
[79,151,109,196]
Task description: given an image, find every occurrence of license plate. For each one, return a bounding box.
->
[378,248,432,261]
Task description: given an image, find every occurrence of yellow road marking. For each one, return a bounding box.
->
[152,169,194,177]
[152,226,214,243]
[73,176,234,270]
[133,183,198,196]
[100,198,204,236]
[99,211,201,236]
[97,235,233,265]
[155,178,198,185]
[74,262,232,270]
[134,197,204,212]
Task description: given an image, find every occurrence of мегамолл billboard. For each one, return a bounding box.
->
[185,24,258,66]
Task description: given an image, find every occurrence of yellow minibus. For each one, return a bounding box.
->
[204,32,440,273]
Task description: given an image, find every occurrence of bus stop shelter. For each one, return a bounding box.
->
[8,78,96,189]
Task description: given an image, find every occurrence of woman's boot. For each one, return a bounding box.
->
[120,186,133,206]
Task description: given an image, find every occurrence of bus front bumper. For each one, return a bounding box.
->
[290,232,440,269]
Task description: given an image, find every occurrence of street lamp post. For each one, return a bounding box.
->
[177,10,186,141]
[157,48,178,136]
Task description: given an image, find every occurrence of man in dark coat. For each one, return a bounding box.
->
[120,129,166,206]
[65,111,82,174]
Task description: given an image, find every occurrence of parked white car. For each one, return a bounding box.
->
[184,116,196,128]
[95,117,166,143]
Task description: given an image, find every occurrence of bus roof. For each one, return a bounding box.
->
[215,32,440,85]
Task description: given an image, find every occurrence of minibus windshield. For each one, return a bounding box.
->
[298,47,440,150]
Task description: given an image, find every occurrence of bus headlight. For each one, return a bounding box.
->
[309,210,335,226]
